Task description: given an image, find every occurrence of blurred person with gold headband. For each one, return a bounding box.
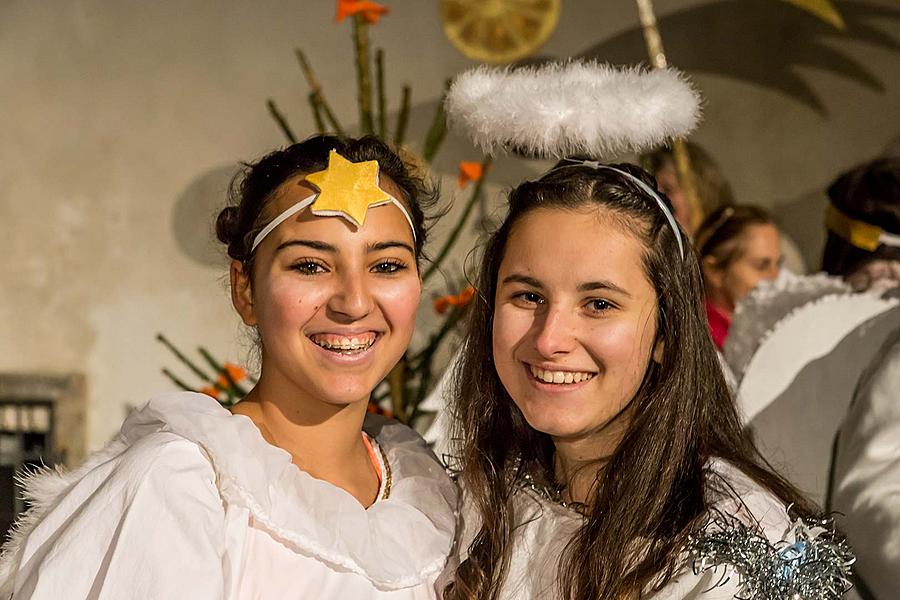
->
[0,135,457,599]
[822,157,900,293]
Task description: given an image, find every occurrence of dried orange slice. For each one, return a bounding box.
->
[441,0,561,64]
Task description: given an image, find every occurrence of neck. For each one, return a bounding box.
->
[232,364,371,487]
[706,289,734,317]
[552,410,633,505]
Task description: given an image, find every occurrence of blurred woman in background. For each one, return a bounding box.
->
[695,205,783,349]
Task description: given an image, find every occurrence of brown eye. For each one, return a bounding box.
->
[516,291,544,305]
[291,261,326,275]
[586,299,613,313]
[372,260,406,274]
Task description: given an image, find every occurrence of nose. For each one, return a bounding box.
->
[327,270,374,322]
[763,263,781,281]
[532,307,577,358]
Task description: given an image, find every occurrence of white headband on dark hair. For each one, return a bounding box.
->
[551,159,686,260]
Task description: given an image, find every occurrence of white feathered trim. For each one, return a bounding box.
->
[445,61,702,159]
[0,437,130,596]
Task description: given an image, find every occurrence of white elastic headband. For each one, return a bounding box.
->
[250,193,417,254]
[552,159,686,260]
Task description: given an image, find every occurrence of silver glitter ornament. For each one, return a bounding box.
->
[688,510,855,599]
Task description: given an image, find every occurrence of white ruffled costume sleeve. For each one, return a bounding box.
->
[1,433,226,599]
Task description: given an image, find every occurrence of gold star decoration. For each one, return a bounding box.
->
[305,150,393,228]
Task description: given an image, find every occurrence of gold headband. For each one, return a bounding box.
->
[825,203,900,252]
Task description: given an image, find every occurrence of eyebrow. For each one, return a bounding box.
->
[501,273,631,297]
[276,239,415,256]
[500,274,545,289]
[367,241,415,256]
[576,280,631,297]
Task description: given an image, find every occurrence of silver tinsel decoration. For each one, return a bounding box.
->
[688,510,855,599]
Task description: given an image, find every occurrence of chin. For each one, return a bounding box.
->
[520,406,589,439]
[312,378,379,407]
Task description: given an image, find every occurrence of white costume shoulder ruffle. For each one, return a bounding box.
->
[451,459,806,600]
[0,392,458,598]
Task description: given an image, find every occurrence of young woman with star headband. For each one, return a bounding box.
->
[0,135,458,599]
[439,63,854,600]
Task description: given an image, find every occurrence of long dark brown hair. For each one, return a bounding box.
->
[445,162,816,600]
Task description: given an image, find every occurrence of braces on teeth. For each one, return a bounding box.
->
[312,337,375,353]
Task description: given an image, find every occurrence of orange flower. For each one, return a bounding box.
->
[336,0,389,24]
[457,161,485,189]
[199,386,220,399]
[367,401,394,418]
[216,362,247,388]
[433,285,476,315]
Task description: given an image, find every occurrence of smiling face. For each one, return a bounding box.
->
[492,207,661,449]
[232,174,421,407]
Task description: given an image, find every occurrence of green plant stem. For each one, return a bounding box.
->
[423,156,492,282]
[295,49,345,135]
[422,79,452,163]
[387,359,407,423]
[408,307,467,423]
[307,93,326,133]
[157,333,213,383]
[375,48,387,140]
[352,15,375,135]
[411,303,467,368]
[393,85,411,147]
[161,368,194,392]
[266,99,298,143]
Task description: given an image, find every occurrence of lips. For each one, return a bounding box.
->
[308,331,378,355]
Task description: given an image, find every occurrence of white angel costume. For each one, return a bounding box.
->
[830,327,900,599]
[447,459,851,599]
[0,392,458,599]
[724,272,900,505]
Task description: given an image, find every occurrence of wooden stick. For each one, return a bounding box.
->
[634,0,702,233]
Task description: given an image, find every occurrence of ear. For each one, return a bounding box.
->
[652,337,664,364]
[230,260,257,326]
[702,255,723,289]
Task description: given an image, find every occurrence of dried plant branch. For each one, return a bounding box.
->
[295,48,345,135]
[423,156,492,282]
[266,99,298,143]
[393,85,411,147]
[376,48,387,139]
[352,15,375,134]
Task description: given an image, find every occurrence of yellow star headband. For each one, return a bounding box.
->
[251,150,416,253]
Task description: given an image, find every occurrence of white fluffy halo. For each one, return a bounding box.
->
[445,61,702,159]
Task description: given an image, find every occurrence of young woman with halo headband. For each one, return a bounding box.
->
[439,63,853,600]
[0,135,458,599]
